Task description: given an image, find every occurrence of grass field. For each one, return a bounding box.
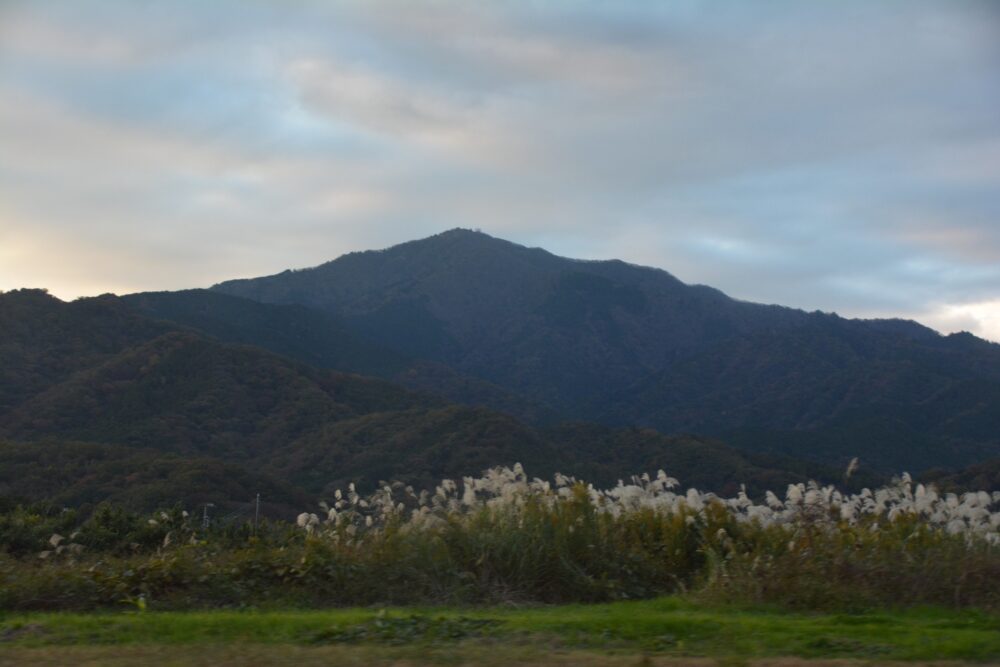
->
[2,598,999,666]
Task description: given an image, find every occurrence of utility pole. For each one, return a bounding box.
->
[254,493,261,536]
[202,503,214,530]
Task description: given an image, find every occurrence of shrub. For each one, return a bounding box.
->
[0,466,997,611]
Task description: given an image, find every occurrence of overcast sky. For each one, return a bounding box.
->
[2,1,999,341]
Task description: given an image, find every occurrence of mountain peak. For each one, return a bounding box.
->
[388,227,540,257]
[436,227,491,239]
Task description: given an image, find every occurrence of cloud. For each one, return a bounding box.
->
[285,57,532,166]
[1,0,999,341]
[918,300,1000,344]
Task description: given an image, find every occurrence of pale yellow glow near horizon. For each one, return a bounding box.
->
[920,300,1000,345]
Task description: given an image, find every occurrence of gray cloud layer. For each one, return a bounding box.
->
[2,1,999,339]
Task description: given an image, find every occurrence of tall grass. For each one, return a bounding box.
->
[1,466,998,611]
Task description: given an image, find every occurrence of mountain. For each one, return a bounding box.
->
[0,329,427,460]
[122,289,556,424]
[0,289,823,511]
[122,289,410,378]
[0,288,173,414]
[5,227,996,511]
[213,229,813,408]
[212,229,1000,472]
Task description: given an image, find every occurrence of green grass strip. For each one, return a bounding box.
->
[2,597,999,662]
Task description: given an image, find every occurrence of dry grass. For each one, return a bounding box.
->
[3,466,1000,613]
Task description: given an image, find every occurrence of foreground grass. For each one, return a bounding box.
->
[2,598,999,665]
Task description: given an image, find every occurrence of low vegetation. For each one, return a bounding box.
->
[3,599,1000,663]
[1,466,998,613]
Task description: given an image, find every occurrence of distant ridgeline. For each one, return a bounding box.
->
[2,229,999,511]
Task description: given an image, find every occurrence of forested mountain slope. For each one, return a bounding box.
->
[0,289,823,510]
[210,229,1000,472]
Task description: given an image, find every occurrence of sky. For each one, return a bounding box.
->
[1,1,999,342]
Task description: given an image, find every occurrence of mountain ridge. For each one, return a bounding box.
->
[4,228,998,513]
[213,228,948,341]
[207,229,1000,472]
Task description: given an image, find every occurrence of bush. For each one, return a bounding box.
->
[1,466,998,611]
